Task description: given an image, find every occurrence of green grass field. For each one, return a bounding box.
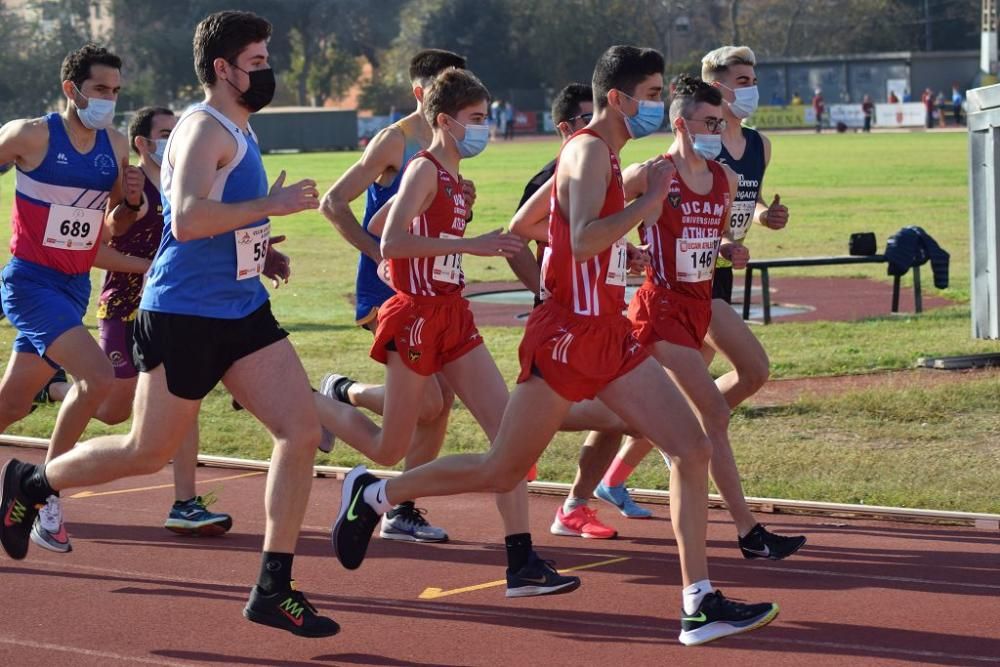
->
[2,130,997,513]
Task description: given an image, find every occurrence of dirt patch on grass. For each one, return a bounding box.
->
[749,367,1000,407]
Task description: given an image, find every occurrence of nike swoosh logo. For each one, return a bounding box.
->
[683,612,707,622]
[346,485,365,521]
[280,608,304,627]
[745,545,770,557]
[518,576,550,584]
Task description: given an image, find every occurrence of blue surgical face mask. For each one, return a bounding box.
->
[74,85,116,130]
[726,85,759,119]
[448,119,489,158]
[149,138,167,166]
[692,133,722,160]
[619,91,665,139]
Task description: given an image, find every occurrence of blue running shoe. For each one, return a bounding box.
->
[595,482,652,519]
[506,552,581,598]
[165,493,233,536]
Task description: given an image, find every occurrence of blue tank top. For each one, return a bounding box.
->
[715,126,766,267]
[140,104,269,319]
[354,122,422,323]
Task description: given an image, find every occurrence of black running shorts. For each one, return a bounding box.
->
[712,266,734,304]
[132,301,288,400]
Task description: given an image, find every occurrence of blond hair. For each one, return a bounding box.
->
[701,46,756,82]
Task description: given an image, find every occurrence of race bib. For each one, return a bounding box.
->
[234,222,270,281]
[676,238,718,282]
[43,204,102,251]
[431,232,463,285]
[606,237,628,286]
[728,200,756,240]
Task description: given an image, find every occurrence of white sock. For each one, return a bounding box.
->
[362,479,393,514]
[682,579,714,615]
[563,496,588,514]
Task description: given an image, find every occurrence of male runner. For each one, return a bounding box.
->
[318,49,469,543]
[0,43,149,552]
[333,45,779,646]
[43,107,234,536]
[590,49,800,557]
[1,11,338,637]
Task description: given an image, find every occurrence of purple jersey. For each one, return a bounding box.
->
[96,176,162,321]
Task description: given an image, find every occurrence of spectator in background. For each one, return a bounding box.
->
[490,98,502,141]
[862,94,874,132]
[812,87,824,132]
[791,91,803,105]
[935,90,947,127]
[503,100,515,140]
[887,90,899,104]
[769,90,783,106]
[902,89,912,102]
[922,88,935,128]
[952,85,963,125]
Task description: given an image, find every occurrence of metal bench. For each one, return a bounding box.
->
[741,255,922,324]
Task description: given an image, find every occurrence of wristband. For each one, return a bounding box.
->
[123,194,144,212]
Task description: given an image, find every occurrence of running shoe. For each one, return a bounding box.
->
[0,459,40,559]
[678,590,778,646]
[331,465,382,570]
[380,501,448,542]
[33,368,67,404]
[30,494,71,553]
[506,552,581,598]
[550,505,617,539]
[243,581,340,638]
[595,481,652,518]
[319,373,355,405]
[738,523,807,560]
[165,493,233,536]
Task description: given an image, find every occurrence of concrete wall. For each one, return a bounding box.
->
[251,108,357,153]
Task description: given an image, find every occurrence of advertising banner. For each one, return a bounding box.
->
[874,103,926,128]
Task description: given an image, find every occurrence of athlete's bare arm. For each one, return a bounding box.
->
[169,113,318,241]
[563,136,668,261]
[93,242,152,274]
[365,194,396,237]
[754,132,788,230]
[719,165,749,268]
[105,128,143,237]
[381,158,521,260]
[320,126,405,263]
[508,176,551,242]
[0,118,49,170]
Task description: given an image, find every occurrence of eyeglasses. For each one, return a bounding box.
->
[567,113,593,124]
[687,117,727,133]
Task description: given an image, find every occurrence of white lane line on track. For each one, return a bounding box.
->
[0,636,190,666]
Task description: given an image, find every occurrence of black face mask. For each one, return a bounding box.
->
[226,64,275,112]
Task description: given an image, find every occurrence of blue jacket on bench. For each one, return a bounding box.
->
[885,226,949,289]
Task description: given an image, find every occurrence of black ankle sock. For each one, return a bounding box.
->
[504,533,533,572]
[332,377,356,404]
[22,464,55,505]
[258,552,294,594]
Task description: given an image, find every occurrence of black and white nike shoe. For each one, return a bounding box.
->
[678,590,779,646]
[505,552,581,598]
[738,524,806,560]
[331,466,383,570]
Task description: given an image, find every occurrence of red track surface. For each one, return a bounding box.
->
[1,444,997,666]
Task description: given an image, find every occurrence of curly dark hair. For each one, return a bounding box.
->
[61,43,121,87]
[668,75,722,124]
[193,11,272,85]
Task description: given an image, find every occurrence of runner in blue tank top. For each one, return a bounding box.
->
[0,11,338,637]
[316,49,470,543]
[0,43,150,554]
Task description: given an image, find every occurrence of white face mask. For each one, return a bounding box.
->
[74,85,116,130]
[149,139,167,166]
[727,85,759,119]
